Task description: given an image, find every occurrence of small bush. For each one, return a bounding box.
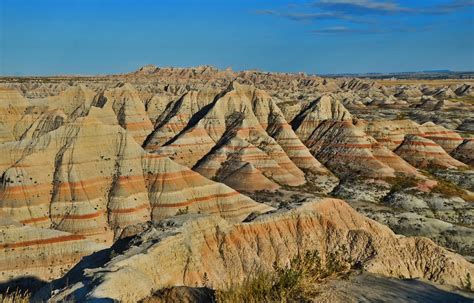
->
[215,250,349,302]
[395,112,407,120]
[176,206,189,215]
[464,272,472,290]
[386,175,418,192]
[385,174,418,194]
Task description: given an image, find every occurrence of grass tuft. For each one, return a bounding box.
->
[431,179,474,202]
[0,289,30,303]
[215,250,349,302]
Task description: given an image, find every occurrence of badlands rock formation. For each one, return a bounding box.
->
[145,82,337,193]
[0,85,271,283]
[0,67,473,301]
[40,198,473,302]
[0,210,105,283]
[95,83,154,144]
[395,135,468,169]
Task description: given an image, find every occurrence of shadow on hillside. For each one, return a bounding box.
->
[0,276,47,294]
[325,273,474,303]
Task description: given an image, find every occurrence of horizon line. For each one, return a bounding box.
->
[1,64,473,78]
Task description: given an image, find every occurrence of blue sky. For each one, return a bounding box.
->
[0,0,473,75]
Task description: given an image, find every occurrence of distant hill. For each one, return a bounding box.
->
[322,70,474,79]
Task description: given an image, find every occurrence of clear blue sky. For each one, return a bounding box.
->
[1,0,473,75]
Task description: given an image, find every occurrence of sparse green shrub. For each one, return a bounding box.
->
[385,174,418,195]
[176,206,189,215]
[278,201,290,209]
[202,272,210,287]
[466,273,472,290]
[395,112,407,120]
[431,179,474,202]
[215,250,349,303]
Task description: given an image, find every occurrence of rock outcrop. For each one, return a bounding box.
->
[95,83,154,145]
[419,122,464,153]
[297,120,419,179]
[360,119,425,150]
[395,135,468,169]
[290,95,353,141]
[40,198,474,302]
[33,85,95,118]
[0,210,105,283]
[147,83,337,192]
[0,111,270,243]
[0,90,272,283]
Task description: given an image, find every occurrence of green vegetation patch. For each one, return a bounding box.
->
[448,96,474,105]
[215,250,349,303]
[431,179,474,202]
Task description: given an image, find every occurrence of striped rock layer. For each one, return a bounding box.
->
[287,97,421,179]
[0,88,67,144]
[419,122,465,153]
[288,97,471,177]
[0,87,273,283]
[146,82,336,192]
[360,119,425,151]
[32,85,96,118]
[1,81,471,288]
[0,110,270,244]
[144,88,221,150]
[360,119,466,155]
[0,210,105,283]
[43,198,474,302]
[290,95,353,142]
[294,119,419,179]
[95,83,154,145]
[395,135,468,169]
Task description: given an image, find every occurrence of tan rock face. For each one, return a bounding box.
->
[143,154,272,223]
[96,83,154,145]
[147,82,336,191]
[34,85,96,118]
[0,89,31,142]
[290,95,353,142]
[144,88,221,150]
[0,112,269,242]
[285,96,421,179]
[360,119,425,150]
[358,120,470,168]
[0,87,272,282]
[297,120,419,179]
[0,88,64,144]
[395,135,468,169]
[419,122,464,153]
[44,199,474,302]
[0,210,105,283]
